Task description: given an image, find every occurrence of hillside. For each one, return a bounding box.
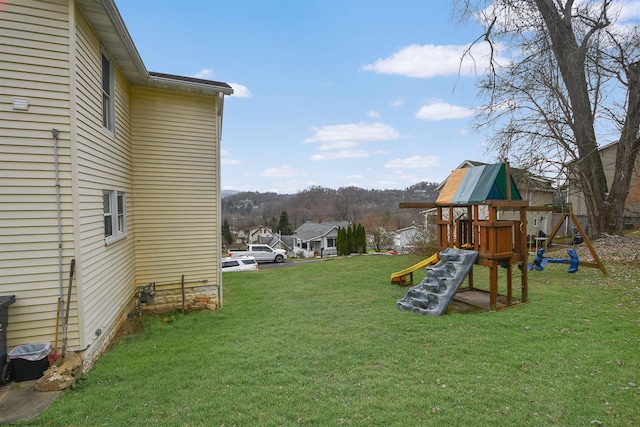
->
[222,182,440,232]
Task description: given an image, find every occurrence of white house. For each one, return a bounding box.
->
[248,225,274,244]
[0,0,232,368]
[392,226,424,252]
[293,221,350,258]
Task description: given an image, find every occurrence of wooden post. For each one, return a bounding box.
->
[181,274,185,313]
[506,264,512,306]
[544,211,607,277]
[505,162,512,201]
[490,262,498,311]
[466,205,473,246]
[448,206,454,249]
[520,207,528,303]
[570,212,608,277]
[473,204,480,251]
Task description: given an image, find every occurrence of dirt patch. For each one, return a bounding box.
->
[104,317,144,353]
[544,234,640,262]
[572,234,640,263]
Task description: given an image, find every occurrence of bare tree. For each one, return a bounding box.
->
[362,213,393,252]
[455,0,640,237]
[333,189,351,221]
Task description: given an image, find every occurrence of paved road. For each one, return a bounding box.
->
[258,259,326,270]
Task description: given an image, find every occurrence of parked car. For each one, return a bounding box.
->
[227,244,287,263]
[221,256,259,272]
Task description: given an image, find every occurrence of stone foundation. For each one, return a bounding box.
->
[141,285,219,314]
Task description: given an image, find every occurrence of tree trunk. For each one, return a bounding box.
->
[534,0,609,237]
[604,62,640,234]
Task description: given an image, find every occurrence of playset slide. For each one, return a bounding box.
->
[390,252,440,285]
[396,248,479,316]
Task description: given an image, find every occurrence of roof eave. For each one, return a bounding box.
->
[77,0,148,84]
[148,73,234,96]
[77,0,233,96]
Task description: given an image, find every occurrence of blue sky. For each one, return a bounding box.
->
[114,1,556,193]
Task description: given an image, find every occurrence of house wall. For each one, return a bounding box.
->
[131,86,220,307]
[249,226,273,243]
[0,0,76,349]
[393,227,423,250]
[568,144,640,224]
[1,0,224,366]
[72,7,136,363]
[496,186,554,236]
[320,229,339,256]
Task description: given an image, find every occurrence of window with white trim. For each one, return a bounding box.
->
[103,190,127,244]
[101,51,115,132]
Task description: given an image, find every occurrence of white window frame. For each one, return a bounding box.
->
[101,50,115,133]
[103,190,127,244]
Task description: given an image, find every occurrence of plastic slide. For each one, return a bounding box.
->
[397,248,479,316]
[390,252,440,285]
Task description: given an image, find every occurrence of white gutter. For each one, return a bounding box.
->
[148,74,234,96]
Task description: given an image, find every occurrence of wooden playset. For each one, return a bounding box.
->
[400,163,529,311]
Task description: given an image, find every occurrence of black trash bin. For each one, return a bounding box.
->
[8,342,51,382]
[0,295,16,385]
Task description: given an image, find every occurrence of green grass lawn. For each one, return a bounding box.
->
[35,254,639,426]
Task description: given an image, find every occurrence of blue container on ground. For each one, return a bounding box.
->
[0,295,16,385]
[8,342,51,382]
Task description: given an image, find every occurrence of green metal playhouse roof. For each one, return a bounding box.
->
[436,163,522,205]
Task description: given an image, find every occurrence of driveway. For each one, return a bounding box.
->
[258,258,326,270]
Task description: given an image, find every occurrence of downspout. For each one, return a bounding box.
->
[52,128,65,335]
[217,92,225,308]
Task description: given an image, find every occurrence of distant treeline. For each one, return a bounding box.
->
[222,182,439,232]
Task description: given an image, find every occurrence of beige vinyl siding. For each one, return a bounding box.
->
[72,9,136,359]
[0,0,74,347]
[131,86,219,291]
[568,144,640,218]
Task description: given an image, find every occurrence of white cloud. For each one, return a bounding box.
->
[367,110,380,118]
[188,70,251,98]
[616,0,640,21]
[384,155,440,169]
[390,98,404,107]
[221,158,240,165]
[305,122,400,143]
[261,166,308,177]
[415,101,475,121]
[229,83,251,98]
[221,149,240,165]
[363,43,505,78]
[606,1,640,37]
[310,150,370,161]
[345,174,364,180]
[318,141,360,151]
[190,68,214,79]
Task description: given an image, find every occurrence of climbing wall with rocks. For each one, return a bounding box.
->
[396,248,478,316]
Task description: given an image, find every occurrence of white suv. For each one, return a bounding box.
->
[221,256,259,272]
